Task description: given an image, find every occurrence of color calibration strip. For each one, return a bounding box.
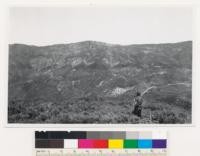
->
[35,131,167,156]
[35,131,167,149]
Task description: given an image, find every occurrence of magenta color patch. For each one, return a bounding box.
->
[78,139,94,148]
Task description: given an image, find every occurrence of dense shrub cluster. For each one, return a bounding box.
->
[8,95,191,124]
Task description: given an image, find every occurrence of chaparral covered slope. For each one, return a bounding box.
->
[8,41,192,123]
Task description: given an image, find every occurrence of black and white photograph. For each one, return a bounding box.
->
[8,7,192,124]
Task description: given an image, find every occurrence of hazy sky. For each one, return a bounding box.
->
[9,7,193,46]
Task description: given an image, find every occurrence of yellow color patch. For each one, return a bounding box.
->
[108,139,123,149]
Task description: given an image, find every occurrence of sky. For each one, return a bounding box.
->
[9,7,193,46]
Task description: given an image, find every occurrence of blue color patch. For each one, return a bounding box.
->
[138,140,152,148]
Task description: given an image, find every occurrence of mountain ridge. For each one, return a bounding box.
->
[9,40,192,48]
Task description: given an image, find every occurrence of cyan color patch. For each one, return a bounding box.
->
[138,140,152,148]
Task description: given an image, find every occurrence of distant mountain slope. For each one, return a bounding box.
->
[8,41,192,123]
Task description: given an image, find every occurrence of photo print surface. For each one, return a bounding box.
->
[8,7,192,124]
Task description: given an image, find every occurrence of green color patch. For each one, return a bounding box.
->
[124,139,138,148]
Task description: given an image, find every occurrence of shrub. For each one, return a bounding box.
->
[152,109,185,124]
